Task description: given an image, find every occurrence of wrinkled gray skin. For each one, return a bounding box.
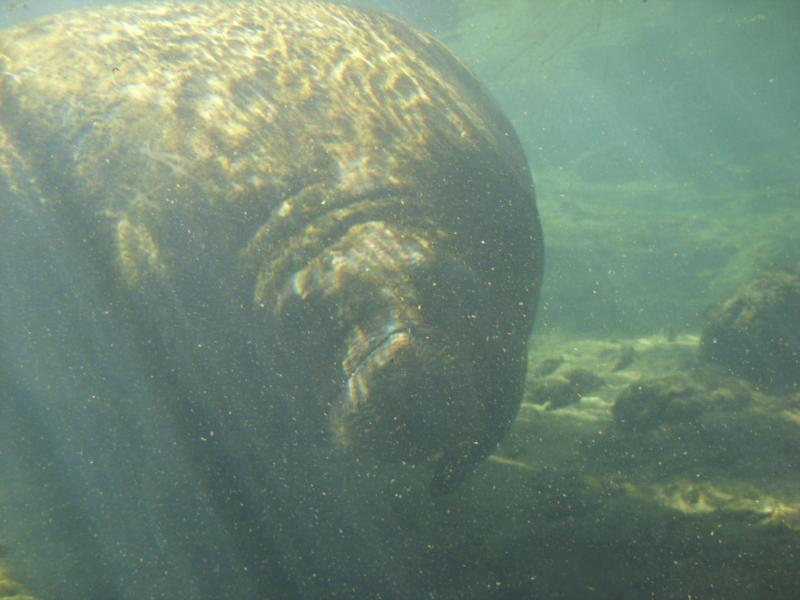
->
[0,1,542,598]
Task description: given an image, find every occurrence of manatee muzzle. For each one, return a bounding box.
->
[333,321,484,465]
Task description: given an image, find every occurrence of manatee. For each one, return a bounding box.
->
[0,1,542,597]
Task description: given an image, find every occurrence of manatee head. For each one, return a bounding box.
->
[333,314,485,464]
[272,220,502,492]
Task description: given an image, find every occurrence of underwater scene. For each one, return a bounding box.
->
[1,0,798,598]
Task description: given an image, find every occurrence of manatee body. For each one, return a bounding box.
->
[0,1,542,597]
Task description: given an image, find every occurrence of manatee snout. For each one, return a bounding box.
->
[275,222,514,493]
[333,321,486,466]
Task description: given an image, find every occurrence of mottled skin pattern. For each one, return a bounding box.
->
[0,1,542,493]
